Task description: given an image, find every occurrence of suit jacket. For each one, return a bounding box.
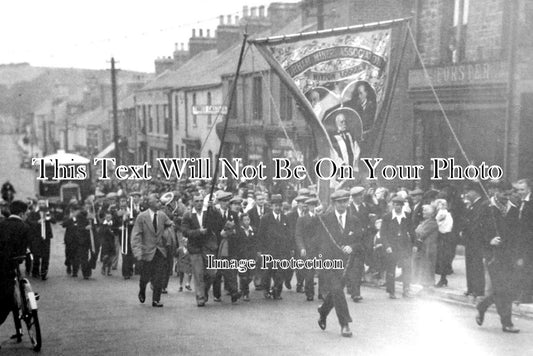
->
[483,204,520,264]
[295,214,320,256]
[517,199,533,256]
[316,210,364,262]
[131,209,170,261]
[257,212,291,258]
[411,202,424,229]
[462,198,492,246]
[248,205,270,231]
[380,212,415,257]
[181,208,218,255]
[0,217,31,280]
[348,202,373,251]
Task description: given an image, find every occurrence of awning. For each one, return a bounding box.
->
[96,142,115,158]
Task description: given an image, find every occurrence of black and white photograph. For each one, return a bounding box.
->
[1,0,533,355]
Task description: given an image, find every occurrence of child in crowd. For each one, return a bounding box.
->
[98,212,116,276]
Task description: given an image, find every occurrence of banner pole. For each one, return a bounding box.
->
[209,33,248,202]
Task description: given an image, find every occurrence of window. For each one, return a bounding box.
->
[181,146,185,158]
[175,95,179,129]
[252,77,263,121]
[279,82,292,121]
[156,104,160,133]
[192,93,197,127]
[176,145,180,157]
[163,104,169,134]
[142,105,147,133]
[207,92,212,125]
[443,0,469,64]
[148,105,153,132]
[228,79,237,120]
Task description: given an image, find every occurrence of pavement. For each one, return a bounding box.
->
[1,133,533,355]
[366,252,533,320]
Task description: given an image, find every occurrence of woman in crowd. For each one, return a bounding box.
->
[414,204,439,290]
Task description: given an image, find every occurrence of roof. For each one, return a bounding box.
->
[42,150,90,165]
[140,15,314,91]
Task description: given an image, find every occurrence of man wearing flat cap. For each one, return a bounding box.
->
[380,195,416,298]
[346,186,372,302]
[295,197,322,301]
[409,188,424,228]
[462,182,490,298]
[286,195,308,292]
[258,194,291,299]
[317,189,363,337]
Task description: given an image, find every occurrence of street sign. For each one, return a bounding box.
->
[192,105,228,115]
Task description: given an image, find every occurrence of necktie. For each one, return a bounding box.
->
[341,132,354,164]
[519,201,525,219]
[153,212,157,233]
[338,215,344,231]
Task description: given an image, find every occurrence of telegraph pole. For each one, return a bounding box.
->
[111,57,120,165]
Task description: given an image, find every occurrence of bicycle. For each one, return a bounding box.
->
[11,254,42,352]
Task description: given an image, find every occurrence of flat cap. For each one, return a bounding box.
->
[391,195,406,204]
[350,186,365,196]
[217,191,233,201]
[270,194,283,204]
[160,192,174,206]
[305,197,320,205]
[409,188,424,196]
[298,188,310,196]
[229,197,242,204]
[331,189,350,202]
[294,195,307,202]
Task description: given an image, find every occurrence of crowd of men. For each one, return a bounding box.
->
[1,176,532,337]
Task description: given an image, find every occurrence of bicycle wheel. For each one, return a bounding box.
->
[24,309,41,352]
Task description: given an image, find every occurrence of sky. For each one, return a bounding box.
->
[1,0,300,73]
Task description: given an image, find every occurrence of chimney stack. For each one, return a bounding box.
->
[199,29,203,37]
[175,43,179,51]
[219,15,224,25]
[192,29,196,37]
[259,5,265,17]
[235,15,239,24]
[243,5,249,17]
[181,43,185,50]
[207,29,211,37]
[251,6,257,17]
[227,15,232,25]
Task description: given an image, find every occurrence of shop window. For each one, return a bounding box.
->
[443,0,469,64]
[252,77,263,121]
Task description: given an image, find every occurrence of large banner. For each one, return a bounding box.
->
[253,28,392,175]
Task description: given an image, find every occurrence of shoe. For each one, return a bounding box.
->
[161,288,168,294]
[197,301,205,307]
[402,291,412,298]
[341,325,353,337]
[152,301,164,307]
[464,291,472,297]
[317,308,326,330]
[72,273,78,278]
[296,285,304,293]
[475,309,485,326]
[352,296,363,303]
[213,297,221,302]
[264,291,272,299]
[179,286,183,292]
[307,296,314,302]
[255,285,264,291]
[138,290,146,303]
[285,281,292,290]
[32,273,39,278]
[502,326,520,333]
[231,292,242,303]
[318,294,323,300]
[185,284,192,291]
[66,266,72,275]
[83,276,90,280]
[107,272,112,276]
[273,294,283,300]
[124,276,131,280]
[243,294,250,302]
[389,293,397,299]
[435,278,448,288]
[41,275,48,281]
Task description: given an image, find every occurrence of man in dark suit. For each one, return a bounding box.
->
[409,188,424,229]
[285,195,306,291]
[257,194,291,300]
[295,198,321,301]
[248,192,269,231]
[247,192,270,290]
[381,195,416,298]
[476,183,521,333]
[0,201,30,327]
[26,201,54,280]
[131,193,171,307]
[514,178,533,303]
[316,190,363,338]
[462,183,491,298]
[181,193,219,307]
[346,186,372,302]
